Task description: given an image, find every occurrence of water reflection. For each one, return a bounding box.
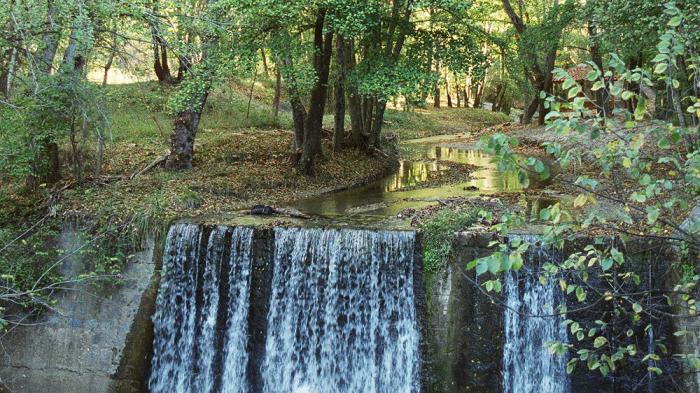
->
[290,142,527,218]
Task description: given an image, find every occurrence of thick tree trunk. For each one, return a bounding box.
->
[522,95,540,124]
[164,0,217,170]
[298,10,333,175]
[46,141,61,183]
[165,105,205,170]
[345,39,364,148]
[333,36,346,152]
[369,100,386,148]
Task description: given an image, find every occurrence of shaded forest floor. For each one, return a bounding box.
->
[0,80,511,239]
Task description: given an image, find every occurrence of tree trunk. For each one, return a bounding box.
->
[298,9,333,175]
[38,0,60,75]
[333,36,346,152]
[260,48,270,77]
[433,84,441,108]
[445,74,453,108]
[164,0,216,170]
[149,3,172,84]
[346,39,365,148]
[281,55,306,154]
[46,141,60,183]
[1,47,17,97]
[474,81,484,108]
[455,82,461,108]
[165,105,206,170]
[463,83,470,108]
[522,95,540,124]
[273,67,281,119]
[587,21,610,116]
[102,29,117,87]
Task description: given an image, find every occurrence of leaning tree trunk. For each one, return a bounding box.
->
[165,102,206,170]
[164,0,217,170]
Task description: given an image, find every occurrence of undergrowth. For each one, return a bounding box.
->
[421,208,479,272]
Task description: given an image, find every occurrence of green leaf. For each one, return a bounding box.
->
[576,286,587,302]
[654,63,668,74]
[594,336,608,348]
[646,206,660,225]
[668,16,682,27]
[591,81,605,91]
[488,257,501,274]
[476,259,489,276]
[611,248,624,264]
[601,258,613,271]
[632,303,643,313]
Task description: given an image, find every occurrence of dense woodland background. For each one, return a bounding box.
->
[0,0,699,388]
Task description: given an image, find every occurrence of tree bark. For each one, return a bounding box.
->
[37,0,60,75]
[164,0,216,170]
[587,20,610,116]
[346,39,365,148]
[455,82,461,108]
[102,29,117,87]
[260,48,270,77]
[445,73,453,108]
[433,68,441,108]
[298,9,334,175]
[166,104,206,170]
[333,36,346,152]
[273,67,281,119]
[149,2,172,84]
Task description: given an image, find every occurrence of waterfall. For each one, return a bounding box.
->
[148,224,422,393]
[261,227,421,393]
[148,224,253,393]
[502,237,570,393]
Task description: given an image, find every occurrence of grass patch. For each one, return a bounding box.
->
[385,107,510,140]
[421,207,479,272]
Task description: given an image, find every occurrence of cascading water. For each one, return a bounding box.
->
[148,224,422,393]
[502,236,570,393]
[262,227,421,393]
[148,224,253,393]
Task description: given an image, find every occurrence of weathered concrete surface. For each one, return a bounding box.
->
[425,229,686,393]
[0,230,159,393]
[425,230,503,393]
[674,203,700,393]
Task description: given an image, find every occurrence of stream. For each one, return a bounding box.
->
[290,134,526,219]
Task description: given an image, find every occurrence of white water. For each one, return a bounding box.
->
[148,224,254,393]
[261,227,421,393]
[502,238,570,393]
[149,225,421,393]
